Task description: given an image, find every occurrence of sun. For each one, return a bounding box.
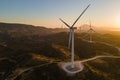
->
[115,16,120,28]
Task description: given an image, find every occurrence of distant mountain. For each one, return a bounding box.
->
[0,22,55,37]
[0,22,68,36]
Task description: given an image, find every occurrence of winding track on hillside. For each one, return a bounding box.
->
[56,38,120,74]
[4,39,120,80]
[9,55,120,80]
[78,37,120,52]
[7,62,56,80]
[80,55,120,63]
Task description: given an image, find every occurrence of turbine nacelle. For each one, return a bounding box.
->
[74,27,77,29]
[70,27,77,30]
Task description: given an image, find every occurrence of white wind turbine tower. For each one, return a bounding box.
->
[87,20,95,43]
[59,4,90,68]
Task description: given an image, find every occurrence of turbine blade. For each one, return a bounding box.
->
[72,4,91,27]
[87,29,91,33]
[68,29,72,49]
[92,29,96,32]
[83,33,89,38]
[59,18,71,28]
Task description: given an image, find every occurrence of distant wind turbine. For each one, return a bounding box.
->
[59,4,90,68]
[87,20,95,43]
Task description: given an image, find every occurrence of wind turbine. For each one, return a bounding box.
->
[87,20,95,43]
[59,4,90,68]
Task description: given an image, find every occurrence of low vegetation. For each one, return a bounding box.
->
[0,23,120,80]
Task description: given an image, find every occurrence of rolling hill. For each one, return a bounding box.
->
[0,22,120,80]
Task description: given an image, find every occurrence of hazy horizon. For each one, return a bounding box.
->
[0,0,120,28]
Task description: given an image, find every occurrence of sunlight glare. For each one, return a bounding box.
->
[115,16,120,28]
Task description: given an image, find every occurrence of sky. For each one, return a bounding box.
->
[0,0,120,28]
